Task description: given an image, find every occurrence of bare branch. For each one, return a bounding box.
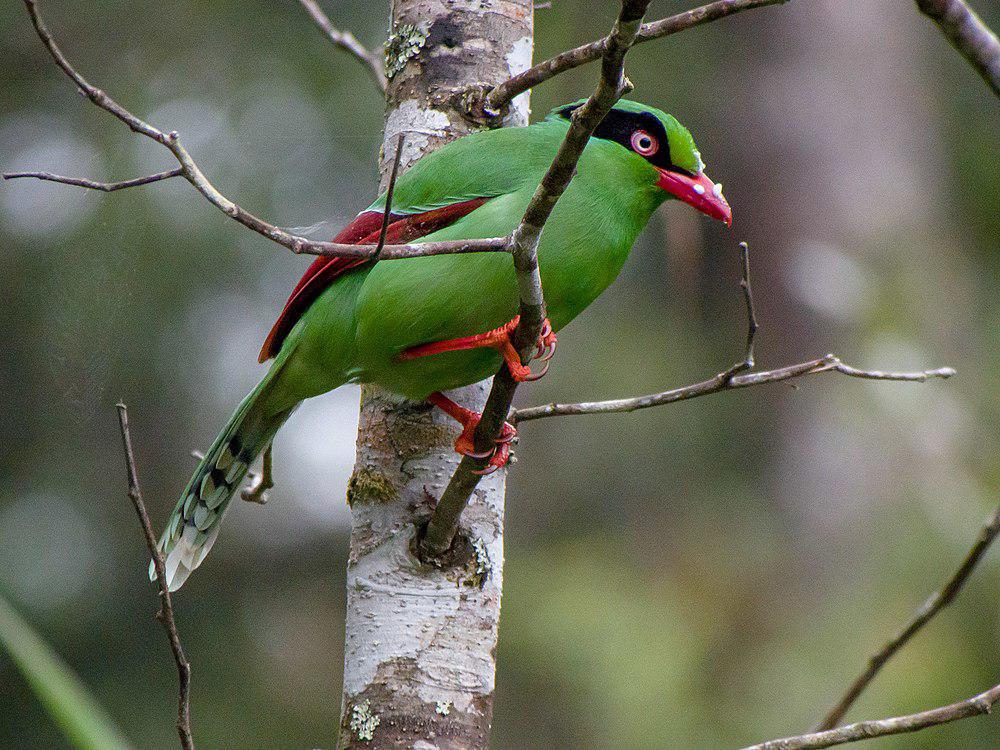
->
[3,167,183,192]
[511,244,954,423]
[916,0,1000,97]
[296,0,387,92]
[741,682,1000,750]
[816,505,1000,730]
[20,0,166,141]
[485,0,789,112]
[419,0,654,560]
[511,356,955,422]
[116,403,194,750]
[9,1,508,263]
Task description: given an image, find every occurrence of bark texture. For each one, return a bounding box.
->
[338,1,532,748]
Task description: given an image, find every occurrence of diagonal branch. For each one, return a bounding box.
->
[6,0,504,263]
[116,403,194,750]
[741,681,1000,750]
[418,0,654,561]
[815,505,1000,730]
[296,0,387,92]
[915,0,1000,97]
[485,0,789,113]
[371,133,405,262]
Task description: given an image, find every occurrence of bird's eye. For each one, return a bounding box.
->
[630,130,658,156]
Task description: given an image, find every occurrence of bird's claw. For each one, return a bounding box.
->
[455,418,517,473]
[534,319,558,361]
[507,318,557,382]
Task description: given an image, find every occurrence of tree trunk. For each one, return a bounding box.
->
[338,1,532,748]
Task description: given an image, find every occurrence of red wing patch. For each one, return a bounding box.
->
[258,197,491,362]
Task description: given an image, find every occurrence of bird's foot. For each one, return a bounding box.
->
[456,417,517,475]
[428,392,517,475]
[400,316,557,383]
[534,318,558,363]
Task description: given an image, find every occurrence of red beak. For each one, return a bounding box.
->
[656,168,733,227]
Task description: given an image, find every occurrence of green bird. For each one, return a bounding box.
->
[153,99,732,589]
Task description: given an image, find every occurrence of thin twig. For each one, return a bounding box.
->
[485,0,789,112]
[116,403,194,750]
[741,682,1000,750]
[296,0,387,92]
[915,0,1000,97]
[815,505,1000,730]
[419,0,654,561]
[3,167,183,192]
[720,240,758,380]
[371,133,405,262]
[8,1,505,263]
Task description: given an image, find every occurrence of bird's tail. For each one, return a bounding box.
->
[150,369,296,591]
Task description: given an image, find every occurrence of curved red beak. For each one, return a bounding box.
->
[656,168,732,227]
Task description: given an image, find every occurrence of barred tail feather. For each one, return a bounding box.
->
[150,374,295,591]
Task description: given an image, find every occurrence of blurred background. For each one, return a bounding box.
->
[1,0,998,747]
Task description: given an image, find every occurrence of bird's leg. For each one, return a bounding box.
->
[241,442,273,504]
[427,392,516,475]
[400,316,557,382]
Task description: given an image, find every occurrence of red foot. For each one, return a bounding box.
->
[428,392,517,475]
[400,316,557,383]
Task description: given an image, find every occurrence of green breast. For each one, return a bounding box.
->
[350,143,664,399]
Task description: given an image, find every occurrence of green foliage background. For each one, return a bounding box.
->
[1,0,997,747]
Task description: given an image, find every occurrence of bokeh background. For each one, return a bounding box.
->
[2,0,998,747]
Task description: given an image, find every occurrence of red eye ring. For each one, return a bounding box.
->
[630,130,658,156]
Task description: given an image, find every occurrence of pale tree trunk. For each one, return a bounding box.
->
[338,1,532,748]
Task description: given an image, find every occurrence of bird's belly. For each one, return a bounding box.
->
[351,233,631,401]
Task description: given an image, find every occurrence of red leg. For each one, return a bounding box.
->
[400,316,557,382]
[428,392,516,474]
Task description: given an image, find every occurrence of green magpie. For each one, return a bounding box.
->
[153,99,732,590]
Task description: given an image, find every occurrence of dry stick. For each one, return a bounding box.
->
[4,167,183,191]
[741,682,1000,750]
[486,0,789,112]
[6,1,506,263]
[815,505,1000,731]
[370,133,405,262]
[511,245,954,424]
[720,240,758,379]
[296,0,387,92]
[418,0,654,560]
[915,0,1000,97]
[116,403,194,750]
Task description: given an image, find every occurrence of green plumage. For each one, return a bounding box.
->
[154,101,709,589]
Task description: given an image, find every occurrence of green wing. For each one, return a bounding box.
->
[366,120,568,216]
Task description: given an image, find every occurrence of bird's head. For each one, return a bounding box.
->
[552,99,732,227]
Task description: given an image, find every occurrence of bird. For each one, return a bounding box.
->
[152,99,732,590]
